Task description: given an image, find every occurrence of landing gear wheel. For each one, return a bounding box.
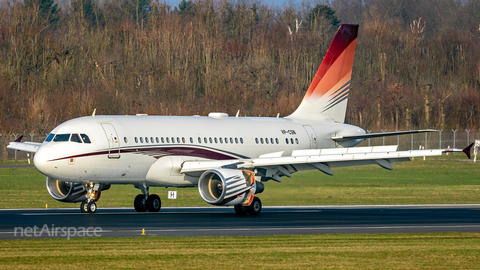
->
[134,194,147,212]
[87,201,97,213]
[234,204,248,215]
[146,194,161,212]
[80,201,89,213]
[247,197,262,216]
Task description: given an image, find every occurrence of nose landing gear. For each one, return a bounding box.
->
[80,182,101,213]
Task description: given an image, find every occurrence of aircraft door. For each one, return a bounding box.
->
[303,125,318,149]
[101,123,121,159]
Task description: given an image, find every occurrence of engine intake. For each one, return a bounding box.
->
[46,177,110,203]
[198,169,257,206]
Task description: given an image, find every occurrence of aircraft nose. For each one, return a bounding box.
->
[34,146,59,176]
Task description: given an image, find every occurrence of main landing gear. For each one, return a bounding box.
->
[80,182,101,213]
[234,197,262,216]
[134,184,161,212]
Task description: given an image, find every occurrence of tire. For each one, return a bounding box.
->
[134,194,147,212]
[146,194,161,212]
[87,202,97,213]
[234,204,248,215]
[80,201,88,213]
[247,197,262,216]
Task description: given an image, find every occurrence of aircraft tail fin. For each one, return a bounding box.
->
[288,24,358,122]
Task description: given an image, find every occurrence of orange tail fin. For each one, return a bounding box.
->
[288,24,358,122]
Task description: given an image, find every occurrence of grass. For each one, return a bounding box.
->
[0,233,479,269]
[1,154,479,209]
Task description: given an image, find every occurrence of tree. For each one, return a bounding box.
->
[306,4,340,31]
[24,0,60,26]
[177,0,195,17]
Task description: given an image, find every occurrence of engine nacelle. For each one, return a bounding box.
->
[46,177,110,203]
[198,169,257,206]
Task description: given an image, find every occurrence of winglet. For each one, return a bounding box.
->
[14,135,23,143]
[463,143,474,159]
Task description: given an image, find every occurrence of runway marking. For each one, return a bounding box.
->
[104,224,480,233]
[2,204,480,212]
[2,225,480,235]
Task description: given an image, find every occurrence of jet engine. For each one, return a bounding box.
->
[198,169,263,206]
[46,177,110,203]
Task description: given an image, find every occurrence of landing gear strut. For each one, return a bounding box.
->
[234,197,262,216]
[80,182,101,213]
[134,184,161,212]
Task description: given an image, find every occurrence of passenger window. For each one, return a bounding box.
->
[230,138,233,144]
[255,138,259,144]
[276,138,279,144]
[219,138,223,143]
[290,138,294,144]
[285,138,289,144]
[156,137,159,143]
[140,137,144,143]
[260,138,264,144]
[265,138,269,144]
[53,134,70,142]
[190,137,193,143]
[124,137,128,143]
[225,137,228,144]
[45,134,55,142]
[171,137,175,143]
[182,137,185,143]
[204,137,207,143]
[235,138,238,144]
[166,137,170,143]
[240,138,243,144]
[209,137,213,143]
[161,137,165,143]
[296,138,299,144]
[198,137,201,143]
[214,138,218,143]
[145,137,148,143]
[151,137,154,143]
[270,138,274,144]
[70,134,82,143]
[135,137,138,143]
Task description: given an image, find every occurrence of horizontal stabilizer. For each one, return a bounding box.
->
[332,129,437,141]
[7,141,42,153]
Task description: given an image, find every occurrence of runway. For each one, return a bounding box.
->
[1,205,479,239]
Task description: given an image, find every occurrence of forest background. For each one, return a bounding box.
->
[0,0,479,136]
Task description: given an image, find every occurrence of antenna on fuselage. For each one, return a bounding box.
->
[92,108,96,117]
[276,113,280,118]
[236,110,240,118]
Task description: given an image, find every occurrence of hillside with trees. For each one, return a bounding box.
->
[0,0,479,135]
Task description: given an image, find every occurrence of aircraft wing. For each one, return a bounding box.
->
[7,141,42,153]
[181,145,470,180]
[331,129,437,141]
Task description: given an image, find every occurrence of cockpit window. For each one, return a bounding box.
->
[80,134,91,143]
[45,134,55,142]
[70,134,82,143]
[53,134,70,142]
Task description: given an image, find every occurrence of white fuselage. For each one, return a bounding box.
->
[33,115,365,187]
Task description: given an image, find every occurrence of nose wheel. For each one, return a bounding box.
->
[80,201,97,213]
[80,182,101,213]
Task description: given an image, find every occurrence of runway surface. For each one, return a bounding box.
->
[1,205,479,239]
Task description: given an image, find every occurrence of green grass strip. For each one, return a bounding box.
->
[0,233,479,269]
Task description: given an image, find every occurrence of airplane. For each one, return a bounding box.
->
[7,24,473,214]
